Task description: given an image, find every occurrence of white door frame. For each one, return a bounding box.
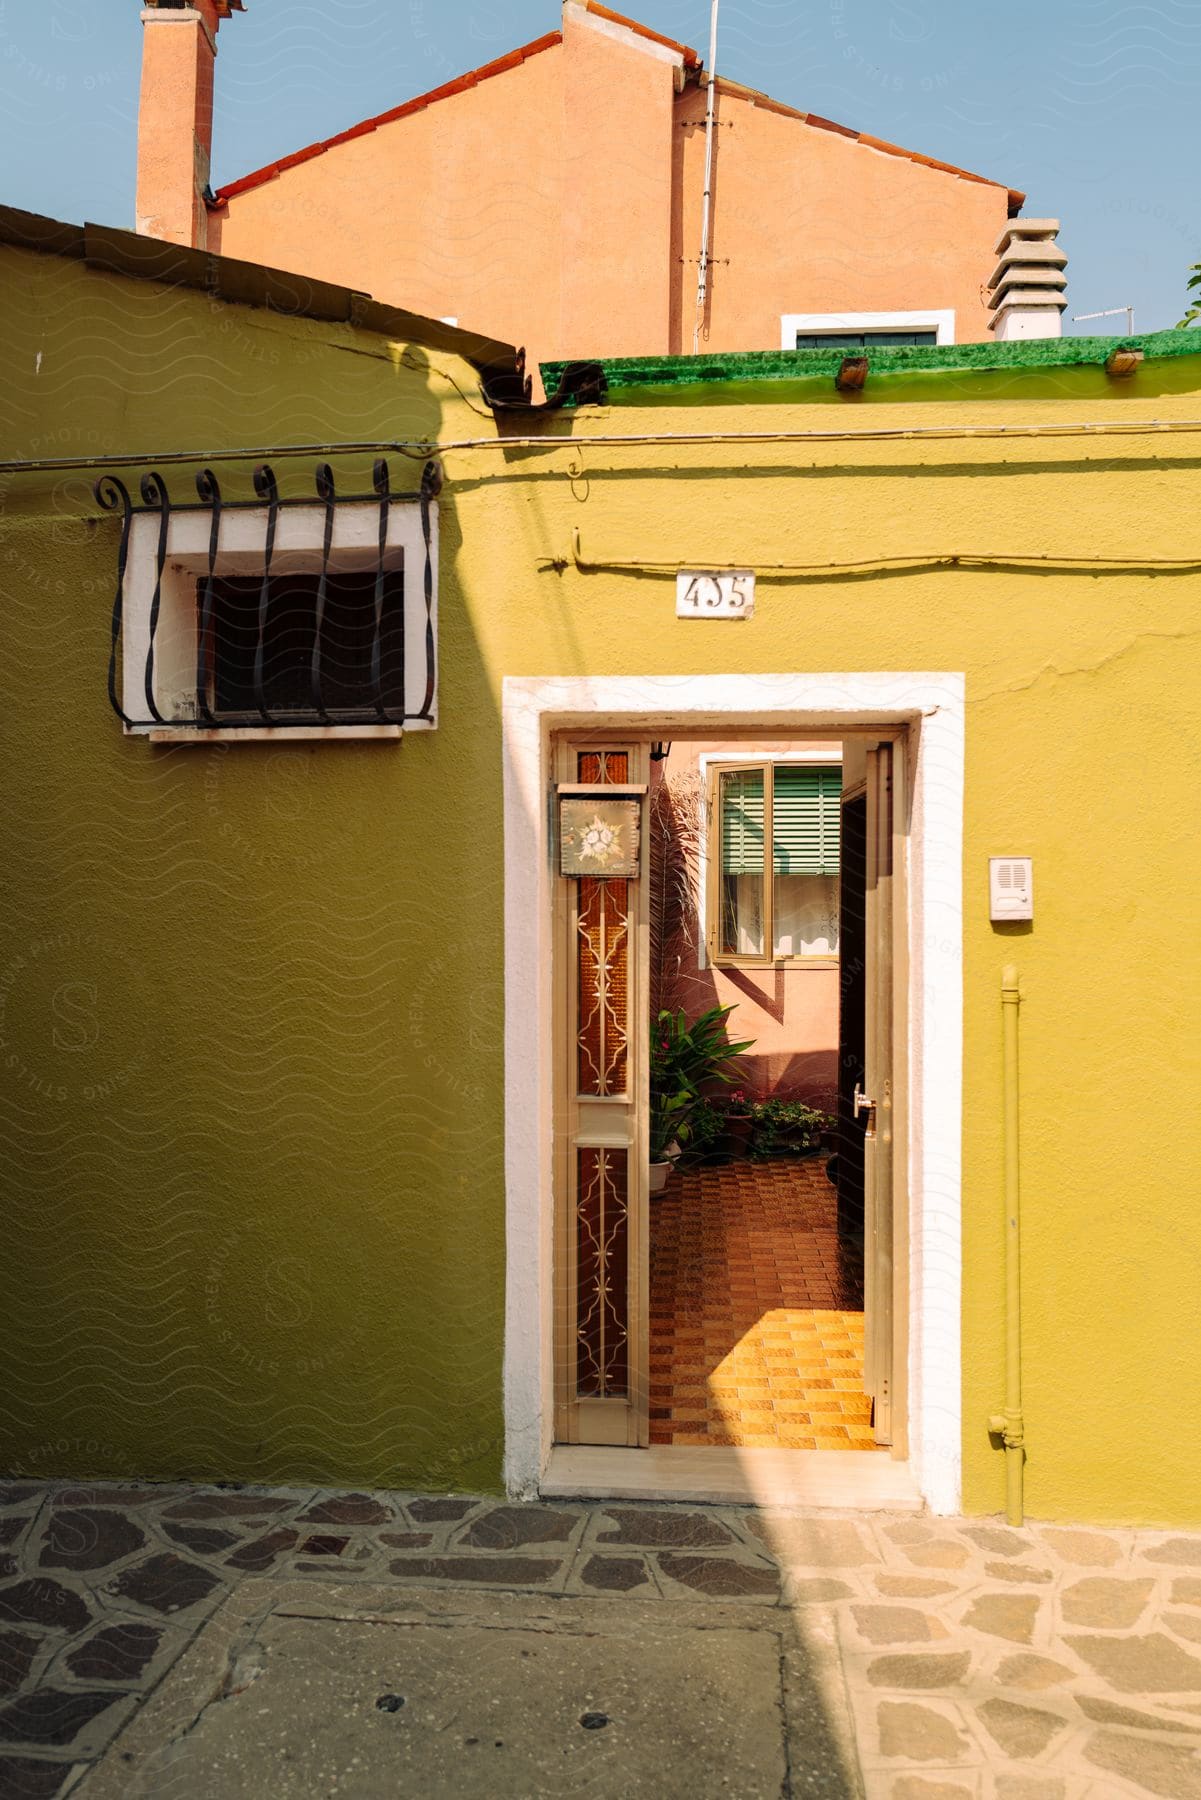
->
[502,673,965,1514]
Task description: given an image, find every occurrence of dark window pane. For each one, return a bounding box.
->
[793,330,938,348]
[207,572,404,721]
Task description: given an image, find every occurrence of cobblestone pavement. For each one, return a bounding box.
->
[2,1480,1201,1794]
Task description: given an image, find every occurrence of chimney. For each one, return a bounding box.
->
[136,1,245,248]
[988,220,1067,341]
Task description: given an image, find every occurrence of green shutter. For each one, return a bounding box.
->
[772,766,841,876]
[719,769,765,875]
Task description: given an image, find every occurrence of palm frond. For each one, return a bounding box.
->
[648,769,706,1017]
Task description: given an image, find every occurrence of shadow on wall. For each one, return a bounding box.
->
[0,263,509,1495]
[738,1051,838,1113]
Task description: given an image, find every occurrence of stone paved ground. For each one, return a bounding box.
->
[2,1481,1201,1795]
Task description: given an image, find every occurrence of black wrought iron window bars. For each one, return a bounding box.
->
[95,457,441,731]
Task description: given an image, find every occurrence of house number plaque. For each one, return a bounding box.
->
[676,570,755,619]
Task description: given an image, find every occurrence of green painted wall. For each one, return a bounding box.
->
[0,244,507,1492]
[3,239,1201,1521]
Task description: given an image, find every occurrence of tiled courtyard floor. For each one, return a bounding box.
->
[649,1153,879,1450]
[3,1481,1201,1795]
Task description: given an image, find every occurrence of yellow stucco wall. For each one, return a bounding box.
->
[475,374,1201,1524]
[2,237,1200,1521]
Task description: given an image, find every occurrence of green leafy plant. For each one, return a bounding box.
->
[649,1083,696,1162]
[1178,263,1201,329]
[679,1097,727,1164]
[649,1005,754,1164]
[749,1096,834,1159]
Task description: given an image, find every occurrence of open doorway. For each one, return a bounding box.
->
[548,726,902,1473]
[505,674,963,1512]
[646,739,879,1455]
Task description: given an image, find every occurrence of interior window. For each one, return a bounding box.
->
[771,765,841,957]
[717,767,766,957]
[715,763,841,962]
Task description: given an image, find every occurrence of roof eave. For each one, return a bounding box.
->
[0,202,522,381]
[212,30,563,207]
[581,2,700,66]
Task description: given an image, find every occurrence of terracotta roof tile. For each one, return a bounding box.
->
[716,78,1024,211]
[800,112,859,141]
[582,1,701,66]
[213,15,1020,214]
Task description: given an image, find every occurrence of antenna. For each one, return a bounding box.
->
[1073,306,1135,336]
[693,0,720,355]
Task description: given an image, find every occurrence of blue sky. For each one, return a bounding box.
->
[2,0,1197,335]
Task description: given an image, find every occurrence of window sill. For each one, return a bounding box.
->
[711,955,840,970]
[132,724,405,745]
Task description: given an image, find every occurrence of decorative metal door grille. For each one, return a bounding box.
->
[94,458,440,731]
[574,748,632,1098]
[574,748,632,1402]
[575,1147,630,1398]
[554,740,648,1446]
[576,880,630,1097]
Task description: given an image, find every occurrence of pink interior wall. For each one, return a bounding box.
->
[653,740,841,1113]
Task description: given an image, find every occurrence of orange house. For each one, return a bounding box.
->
[135,0,1066,369]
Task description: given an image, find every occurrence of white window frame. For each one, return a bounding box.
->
[695,749,841,970]
[781,310,957,350]
[122,500,437,743]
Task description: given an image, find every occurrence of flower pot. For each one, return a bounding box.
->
[723,1115,753,1158]
[648,1160,672,1194]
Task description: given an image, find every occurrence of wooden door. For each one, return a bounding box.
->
[862,742,896,1445]
[552,739,650,1447]
[836,794,868,1244]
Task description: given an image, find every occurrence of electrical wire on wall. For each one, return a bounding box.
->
[8,413,1201,479]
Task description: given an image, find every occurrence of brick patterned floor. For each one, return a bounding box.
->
[648,1155,882,1451]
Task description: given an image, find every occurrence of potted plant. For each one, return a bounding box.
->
[721,1089,754,1159]
[648,1005,754,1192]
[648,1082,692,1191]
[749,1097,834,1160]
[680,1097,729,1167]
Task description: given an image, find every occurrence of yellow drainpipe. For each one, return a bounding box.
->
[989,965,1026,1526]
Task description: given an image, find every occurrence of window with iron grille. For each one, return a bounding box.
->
[206,573,406,722]
[95,459,440,739]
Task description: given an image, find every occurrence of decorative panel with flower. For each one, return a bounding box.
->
[559,798,641,878]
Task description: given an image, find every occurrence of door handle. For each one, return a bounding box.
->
[854,1083,876,1128]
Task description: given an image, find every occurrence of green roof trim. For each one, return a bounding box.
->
[541,329,1201,405]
